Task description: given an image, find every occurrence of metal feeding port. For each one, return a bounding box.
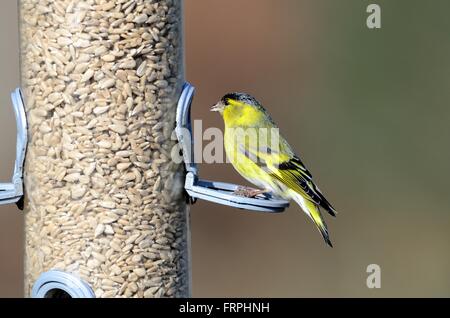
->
[175,83,290,213]
[0,88,27,208]
[32,270,95,298]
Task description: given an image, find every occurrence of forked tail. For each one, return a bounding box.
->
[292,192,333,247]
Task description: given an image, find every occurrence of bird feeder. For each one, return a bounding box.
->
[17,0,190,298]
[0,0,290,298]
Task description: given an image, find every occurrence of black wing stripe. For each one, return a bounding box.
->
[278,157,336,216]
[279,156,313,179]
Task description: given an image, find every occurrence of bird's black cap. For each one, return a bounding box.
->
[222,93,262,107]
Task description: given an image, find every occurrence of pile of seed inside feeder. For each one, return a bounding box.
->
[21,0,189,298]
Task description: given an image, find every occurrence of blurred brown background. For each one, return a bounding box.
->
[1,0,449,297]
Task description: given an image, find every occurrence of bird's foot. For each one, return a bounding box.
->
[233,186,270,198]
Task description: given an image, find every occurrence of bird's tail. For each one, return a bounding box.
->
[291,192,333,247]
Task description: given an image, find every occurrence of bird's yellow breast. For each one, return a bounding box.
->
[224,125,279,191]
[224,130,265,187]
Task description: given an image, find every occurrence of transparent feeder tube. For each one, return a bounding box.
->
[20,0,190,298]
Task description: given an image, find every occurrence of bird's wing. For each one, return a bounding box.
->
[271,156,336,216]
[240,140,336,217]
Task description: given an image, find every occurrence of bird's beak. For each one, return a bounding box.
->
[211,101,225,112]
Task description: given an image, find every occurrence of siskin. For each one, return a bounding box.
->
[212,93,337,247]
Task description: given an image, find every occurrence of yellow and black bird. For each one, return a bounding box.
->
[212,93,336,247]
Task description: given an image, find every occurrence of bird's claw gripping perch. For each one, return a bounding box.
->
[233,186,270,198]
